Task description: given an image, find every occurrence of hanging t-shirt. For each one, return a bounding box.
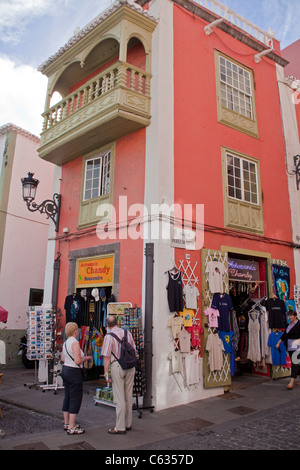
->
[183,284,200,309]
[64,294,85,327]
[168,316,184,339]
[168,351,183,373]
[219,330,236,376]
[204,307,220,328]
[186,324,203,348]
[178,329,191,353]
[206,260,226,293]
[268,331,287,365]
[206,333,224,371]
[218,331,234,354]
[179,308,194,327]
[211,293,233,332]
[264,298,287,329]
[184,350,201,385]
[167,270,184,312]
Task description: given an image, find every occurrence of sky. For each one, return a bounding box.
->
[0,0,299,137]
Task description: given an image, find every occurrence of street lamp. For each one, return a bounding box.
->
[294,155,300,191]
[21,172,61,232]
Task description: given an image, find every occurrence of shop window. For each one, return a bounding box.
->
[215,51,259,138]
[79,144,115,228]
[222,147,264,234]
[28,288,44,306]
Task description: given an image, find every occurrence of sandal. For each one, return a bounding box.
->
[64,423,81,431]
[108,427,126,434]
[67,426,85,435]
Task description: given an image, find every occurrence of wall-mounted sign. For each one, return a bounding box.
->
[171,227,195,250]
[228,258,259,282]
[76,255,114,288]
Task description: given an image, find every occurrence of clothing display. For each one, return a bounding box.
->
[264,297,287,329]
[246,312,261,363]
[186,324,203,348]
[168,350,183,373]
[166,270,203,390]
[178,328,191,353]
[206,260,226,293]
[271,264,290,301]
[211,293,233,331]
[168,316,184,339]
[204,307,220,328]
[206,332,225,371]
[64,294,85,327]
[167,270,184,312]
[219,331,236,376]
[179,308,194,327]
[268,331,287,365]
[184,350,201,385]
[183,284,200,309]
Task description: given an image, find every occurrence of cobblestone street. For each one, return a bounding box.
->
[137,398,300,451]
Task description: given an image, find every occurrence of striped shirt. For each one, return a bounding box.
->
[102,327,136,362]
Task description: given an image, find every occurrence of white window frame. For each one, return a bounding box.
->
[226,153,259,206]
[83,150,111,201]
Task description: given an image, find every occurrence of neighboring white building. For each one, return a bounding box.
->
[278,43,300,288]
[0,123,55,366]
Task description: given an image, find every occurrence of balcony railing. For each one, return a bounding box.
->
[42,60,151,132]
[39,60,152,164]
[198,0,275,48]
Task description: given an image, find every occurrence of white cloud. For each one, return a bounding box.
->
[0,0,70,44]
[0,55,47,136]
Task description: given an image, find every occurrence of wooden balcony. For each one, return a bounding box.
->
[38,61,151,165]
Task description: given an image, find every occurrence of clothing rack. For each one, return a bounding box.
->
[248,296,267,313]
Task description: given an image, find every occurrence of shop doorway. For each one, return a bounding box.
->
[76,286,113,330]
[228,254,268,377]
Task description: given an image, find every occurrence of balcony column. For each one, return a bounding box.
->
[119,27,128,63]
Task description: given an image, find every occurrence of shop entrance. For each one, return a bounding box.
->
[228,254,268,377]
[75,285,113,330]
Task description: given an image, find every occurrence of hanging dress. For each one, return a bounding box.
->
[247,312,261,363]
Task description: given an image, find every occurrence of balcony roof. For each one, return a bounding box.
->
[38,0,157,75]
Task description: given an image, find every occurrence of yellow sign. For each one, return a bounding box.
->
[76,256,114,287]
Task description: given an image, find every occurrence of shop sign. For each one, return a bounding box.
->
[76,256,114,287]
[171,227,195,250]
[228,258,259,282]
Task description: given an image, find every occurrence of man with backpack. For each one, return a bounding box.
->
[102,315,137,434]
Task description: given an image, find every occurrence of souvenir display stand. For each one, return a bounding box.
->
[93,307,146,418]
[25,306,64,392]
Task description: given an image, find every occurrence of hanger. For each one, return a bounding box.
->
[164,260,180,274]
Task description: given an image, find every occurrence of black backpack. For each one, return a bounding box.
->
[109,329,137,370]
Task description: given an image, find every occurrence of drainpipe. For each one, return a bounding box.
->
[143,243,154,409]
[48,251,61,384]
[51,252,61,311]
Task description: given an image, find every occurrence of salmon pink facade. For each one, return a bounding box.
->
[38,0,298,411]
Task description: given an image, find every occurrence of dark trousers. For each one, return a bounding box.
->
[289,350,300,379]
[62,366,83,415]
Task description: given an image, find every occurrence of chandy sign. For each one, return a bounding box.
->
[76,256,114,287]
[228,258,259,282]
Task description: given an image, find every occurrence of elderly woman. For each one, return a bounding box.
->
[276,310,300,390]
[61,322,91,434]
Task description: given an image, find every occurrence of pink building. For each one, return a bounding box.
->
[0,124,54,366]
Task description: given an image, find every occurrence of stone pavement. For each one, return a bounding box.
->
[0,367,299,452]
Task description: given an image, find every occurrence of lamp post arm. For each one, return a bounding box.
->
[25,193,61,232]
